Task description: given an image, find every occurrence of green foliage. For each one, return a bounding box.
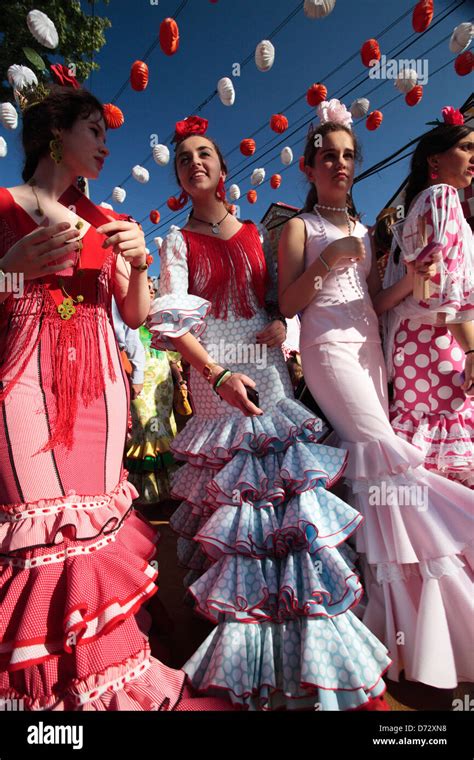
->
[0,0,111,101]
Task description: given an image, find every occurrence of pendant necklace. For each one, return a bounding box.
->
[191,210,229,235]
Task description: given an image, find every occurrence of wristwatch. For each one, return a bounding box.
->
[202,362,218,382]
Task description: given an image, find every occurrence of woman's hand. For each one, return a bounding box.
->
[216,372,262,416]
[256,320,286,347]
[97,216,147,268]
[410,251,441,280]
[324,236,365,270]
[1,222,82,280]
[463,352,474,395]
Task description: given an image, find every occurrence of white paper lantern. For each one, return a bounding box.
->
[229,184,241,201]
[255,40,275,72]
[217,77,235,106]
[251,168,266,186]
[154,236,163,251]
[350,97,370,118]
[99,202,114,210]
[0,103,18,130]
[112,187,126,204]
[395,69,418,94]
[153,144,170,166]
[449,22,473,54]
[0,137,7,158]
[132,165,150,183]
[281,146,293,166]
[27,9,59,49]
[303,0,336,19]
[7,64,38,91]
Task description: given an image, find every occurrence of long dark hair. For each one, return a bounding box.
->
[301,122,362,216]
[21,85,105,181]
[173,134,233,213]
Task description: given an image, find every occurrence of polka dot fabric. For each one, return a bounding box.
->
[149,227,391,710]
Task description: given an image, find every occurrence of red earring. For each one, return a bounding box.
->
[216,177,226,202]
[430,168,439,180]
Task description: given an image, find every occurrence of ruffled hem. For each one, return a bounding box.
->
[0,476,139,553]
[148,294,211,351]
[183,617,391,711]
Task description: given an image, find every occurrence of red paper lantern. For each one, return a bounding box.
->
[299,156,306,172]
[412,0,433,33]
[102,104,124,129]
[229,204,237,216]
[130,61,149,91]
[405,85,423,107]
[454,50,474,76]
[270,113,289,133]
[306,83,327,107]
[149,210,161,224]
[240,138,256,156]
[270,174,282,189]
[146,254,154,266]
[366,110,383,130]
[247,189,257,204]
[167,196,181,211]
[159,17,180,56]
[360,39,381,68]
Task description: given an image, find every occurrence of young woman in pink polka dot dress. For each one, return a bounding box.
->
[381,119,474,488]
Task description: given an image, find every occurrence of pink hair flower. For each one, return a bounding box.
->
[317,98,353,128]
[441,106,464,126]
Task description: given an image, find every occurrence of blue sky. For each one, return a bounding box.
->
[1,0,472,277]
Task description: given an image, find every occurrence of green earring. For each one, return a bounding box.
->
[49,137,63,164]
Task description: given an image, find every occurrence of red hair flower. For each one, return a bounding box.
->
[441,106,464,126]
[173,115,209,143]
[50,63,79,89]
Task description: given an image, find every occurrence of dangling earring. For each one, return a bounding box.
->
[177,189,188,208]
[49,138,63,164]
[76,176,87,194]
[216,177,226,202]
[430,166,439,180]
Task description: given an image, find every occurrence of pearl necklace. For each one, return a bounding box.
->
[314,203,351,237]
[312,206,370,323]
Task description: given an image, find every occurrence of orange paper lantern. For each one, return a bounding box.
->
[240,138,256,156]
[361,39,381,68]
[270,174,282,189]
[412,1,433,33]
[454,50,474,76]
[167,196,181,211]
[146,254,154,266]
[160,17,180,56]
[405,85,423,107]
[366,110,383,130]
[270,113,289,133]
[229,204,237,216]
[149,210,161,224]
[102,103,124,129]
[130,61,149,91]
[306,83,327,107]
[247,189,257,204]
[299,156,306,172]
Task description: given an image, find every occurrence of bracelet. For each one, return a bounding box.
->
[130,261,148,272]
[319,252,332,272]
[465,349,474,356]
[213,369,232,394]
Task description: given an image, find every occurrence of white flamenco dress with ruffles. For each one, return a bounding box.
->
[299,210,474,690]
[148,223,392,710]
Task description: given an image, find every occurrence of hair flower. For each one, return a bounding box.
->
[317,99,353,128]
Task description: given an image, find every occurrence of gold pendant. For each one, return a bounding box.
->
[57,297,76,321]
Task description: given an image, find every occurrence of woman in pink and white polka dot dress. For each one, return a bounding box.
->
[380,118,474,488]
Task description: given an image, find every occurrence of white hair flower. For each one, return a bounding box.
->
[317,98,353,128]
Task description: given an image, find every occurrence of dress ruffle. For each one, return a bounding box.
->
[148,293,211,351]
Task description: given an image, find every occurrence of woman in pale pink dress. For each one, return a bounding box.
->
[278,100,473,690]
[376,115,474,488]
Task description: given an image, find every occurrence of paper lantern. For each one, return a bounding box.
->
[281,146,293,166]
[112,187,126,204]
[229,204,237,216]
[255,40,275,72]
[405,85,423,107]
[303,0,336,19]
[360,39,381,68]
[149,210,161,224]
[247,189,257,204]
[449,22,473,54]
[167,197,182,211]
[153,144,170,166]
[99,202,113,210]
[7,64,37,90]
[240,138,256,156]
[306,83,327,106]
[350,98,370,118]
[27,10,58,49]
[251,168,265,186]
[130,61,149,91]
[146,254,154,266]
[366,110,383,130]
[160,18,180,56]
[299,156,306,172]
[270,174,281,189]
[103,104,124,129]
[217,77,235,106]
[0,103,18,130]
[454,50,474,76]
[412,0,433,33]
[154,236,163,251]
[132,165,150,184]
[0,137,7,158]
[229,184,241,200]
[270,113,288,133]
[395,68,418,93]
